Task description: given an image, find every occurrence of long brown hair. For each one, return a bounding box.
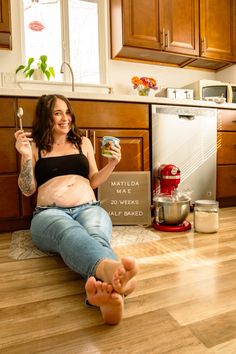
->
[32,94,83,152]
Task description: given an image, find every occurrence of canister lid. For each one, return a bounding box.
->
[195,200,219,207]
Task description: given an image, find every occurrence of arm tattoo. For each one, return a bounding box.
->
[18,159,35,196]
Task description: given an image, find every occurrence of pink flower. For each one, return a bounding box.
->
[131,76,158,90]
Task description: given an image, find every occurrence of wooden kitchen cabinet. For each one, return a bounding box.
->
[0,128,18,173]
[160,0,199,56]
[216,109,236,207]
[110,0,199,66]
[189,0,236,70]
[200,0,235,62]
[91,129,149,171]
[70,100,150,171]
[0,97,33,231]
[110,0,236,70]
[0,0,12,50]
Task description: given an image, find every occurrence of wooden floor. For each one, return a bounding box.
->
[0,207,236,354]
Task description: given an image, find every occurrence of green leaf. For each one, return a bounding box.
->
[27,57,35,66]
[45,70,50,80]
[49,66,55,77]
[26,68,35,78]
[15,65,25,74]
[40,55,47,64]
[40,62,47,73]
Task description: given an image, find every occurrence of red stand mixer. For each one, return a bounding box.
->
[153,164,191,232]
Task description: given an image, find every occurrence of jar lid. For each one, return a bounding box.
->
[195,200,219,207]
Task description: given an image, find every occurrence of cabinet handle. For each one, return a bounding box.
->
[93,130,96,154]
[160,28,165,49]
[232,120,236,123]
[165,30,169,48]
[201,38,206,53]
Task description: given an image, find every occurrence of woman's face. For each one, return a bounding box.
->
[52,98,72,135]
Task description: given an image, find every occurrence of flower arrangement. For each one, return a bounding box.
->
[131,76,158,96]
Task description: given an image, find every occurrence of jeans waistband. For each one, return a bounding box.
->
[33,200,100,216]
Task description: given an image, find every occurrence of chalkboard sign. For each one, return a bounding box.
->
[98,171,151,225]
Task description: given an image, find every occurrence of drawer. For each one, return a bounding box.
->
[0,97,16,126]
[217,132,236,164]
[217,110,236,131]
[17,98,150,129]
[71,101,149,129]
[217,165,236,198]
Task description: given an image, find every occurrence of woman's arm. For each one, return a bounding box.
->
[15,130,37,196]
[83,137,121,189]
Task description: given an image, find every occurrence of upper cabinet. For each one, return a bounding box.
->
[0,0,12,50]
[189,0,236,70]
[110,0,236,71]
[111,0,199,67]
[200,0,235,61]
[160,0,199,56]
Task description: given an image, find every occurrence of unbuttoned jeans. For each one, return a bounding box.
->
[30,201,117,279]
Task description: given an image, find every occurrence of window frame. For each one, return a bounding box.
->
[18,0,108,86]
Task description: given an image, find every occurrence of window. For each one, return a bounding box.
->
[22,0,106,84]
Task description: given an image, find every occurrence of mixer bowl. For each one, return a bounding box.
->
[153,195,190,225]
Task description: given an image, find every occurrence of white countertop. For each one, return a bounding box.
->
[1,87,236,110]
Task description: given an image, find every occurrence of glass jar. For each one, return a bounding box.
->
[194,200,219,233]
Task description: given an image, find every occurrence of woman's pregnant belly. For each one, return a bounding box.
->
[37,175,96,207]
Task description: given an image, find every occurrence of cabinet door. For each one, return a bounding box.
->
[90,129,150,171]
[217,165,236,198]
[0,0,12,49]
[217,132,236,164]
[200,0,235,61]
[0,128,18,173]
[162,0,199,55]
[0,174,20,218]
[121,0,162,50]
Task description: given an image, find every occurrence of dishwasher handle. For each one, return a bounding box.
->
[178,114,195,120]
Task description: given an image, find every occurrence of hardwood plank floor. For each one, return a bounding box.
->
[0,207,235,354]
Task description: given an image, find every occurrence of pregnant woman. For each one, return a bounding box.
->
[14,94,138,325]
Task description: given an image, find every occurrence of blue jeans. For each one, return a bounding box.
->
[30,201,117,279]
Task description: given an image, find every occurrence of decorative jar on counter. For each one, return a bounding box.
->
[194,200,219,233]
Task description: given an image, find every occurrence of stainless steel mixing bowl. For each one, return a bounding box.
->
[153,195,190,225]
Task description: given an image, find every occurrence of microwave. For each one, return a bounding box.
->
[183,80,236,103]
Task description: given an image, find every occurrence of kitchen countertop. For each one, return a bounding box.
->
[0,87,236,110]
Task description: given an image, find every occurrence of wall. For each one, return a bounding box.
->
[0,0,235,95]
[216,65,236,84]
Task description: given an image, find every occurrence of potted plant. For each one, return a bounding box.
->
[15,55,55,80]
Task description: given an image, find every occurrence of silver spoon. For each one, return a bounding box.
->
[17,107,24,130]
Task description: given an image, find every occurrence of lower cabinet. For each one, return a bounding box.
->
[90,129,149,171]
[0,175,20,218]
[217,109,236,207]
[71,100,150,171]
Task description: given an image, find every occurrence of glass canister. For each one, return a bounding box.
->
[194,200,219,233]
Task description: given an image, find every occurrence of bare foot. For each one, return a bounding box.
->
[95,257,138,296]
[85,276,124,325]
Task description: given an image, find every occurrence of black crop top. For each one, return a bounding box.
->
[35,149,89,187]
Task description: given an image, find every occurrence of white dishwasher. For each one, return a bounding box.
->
[151,105,217,203]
